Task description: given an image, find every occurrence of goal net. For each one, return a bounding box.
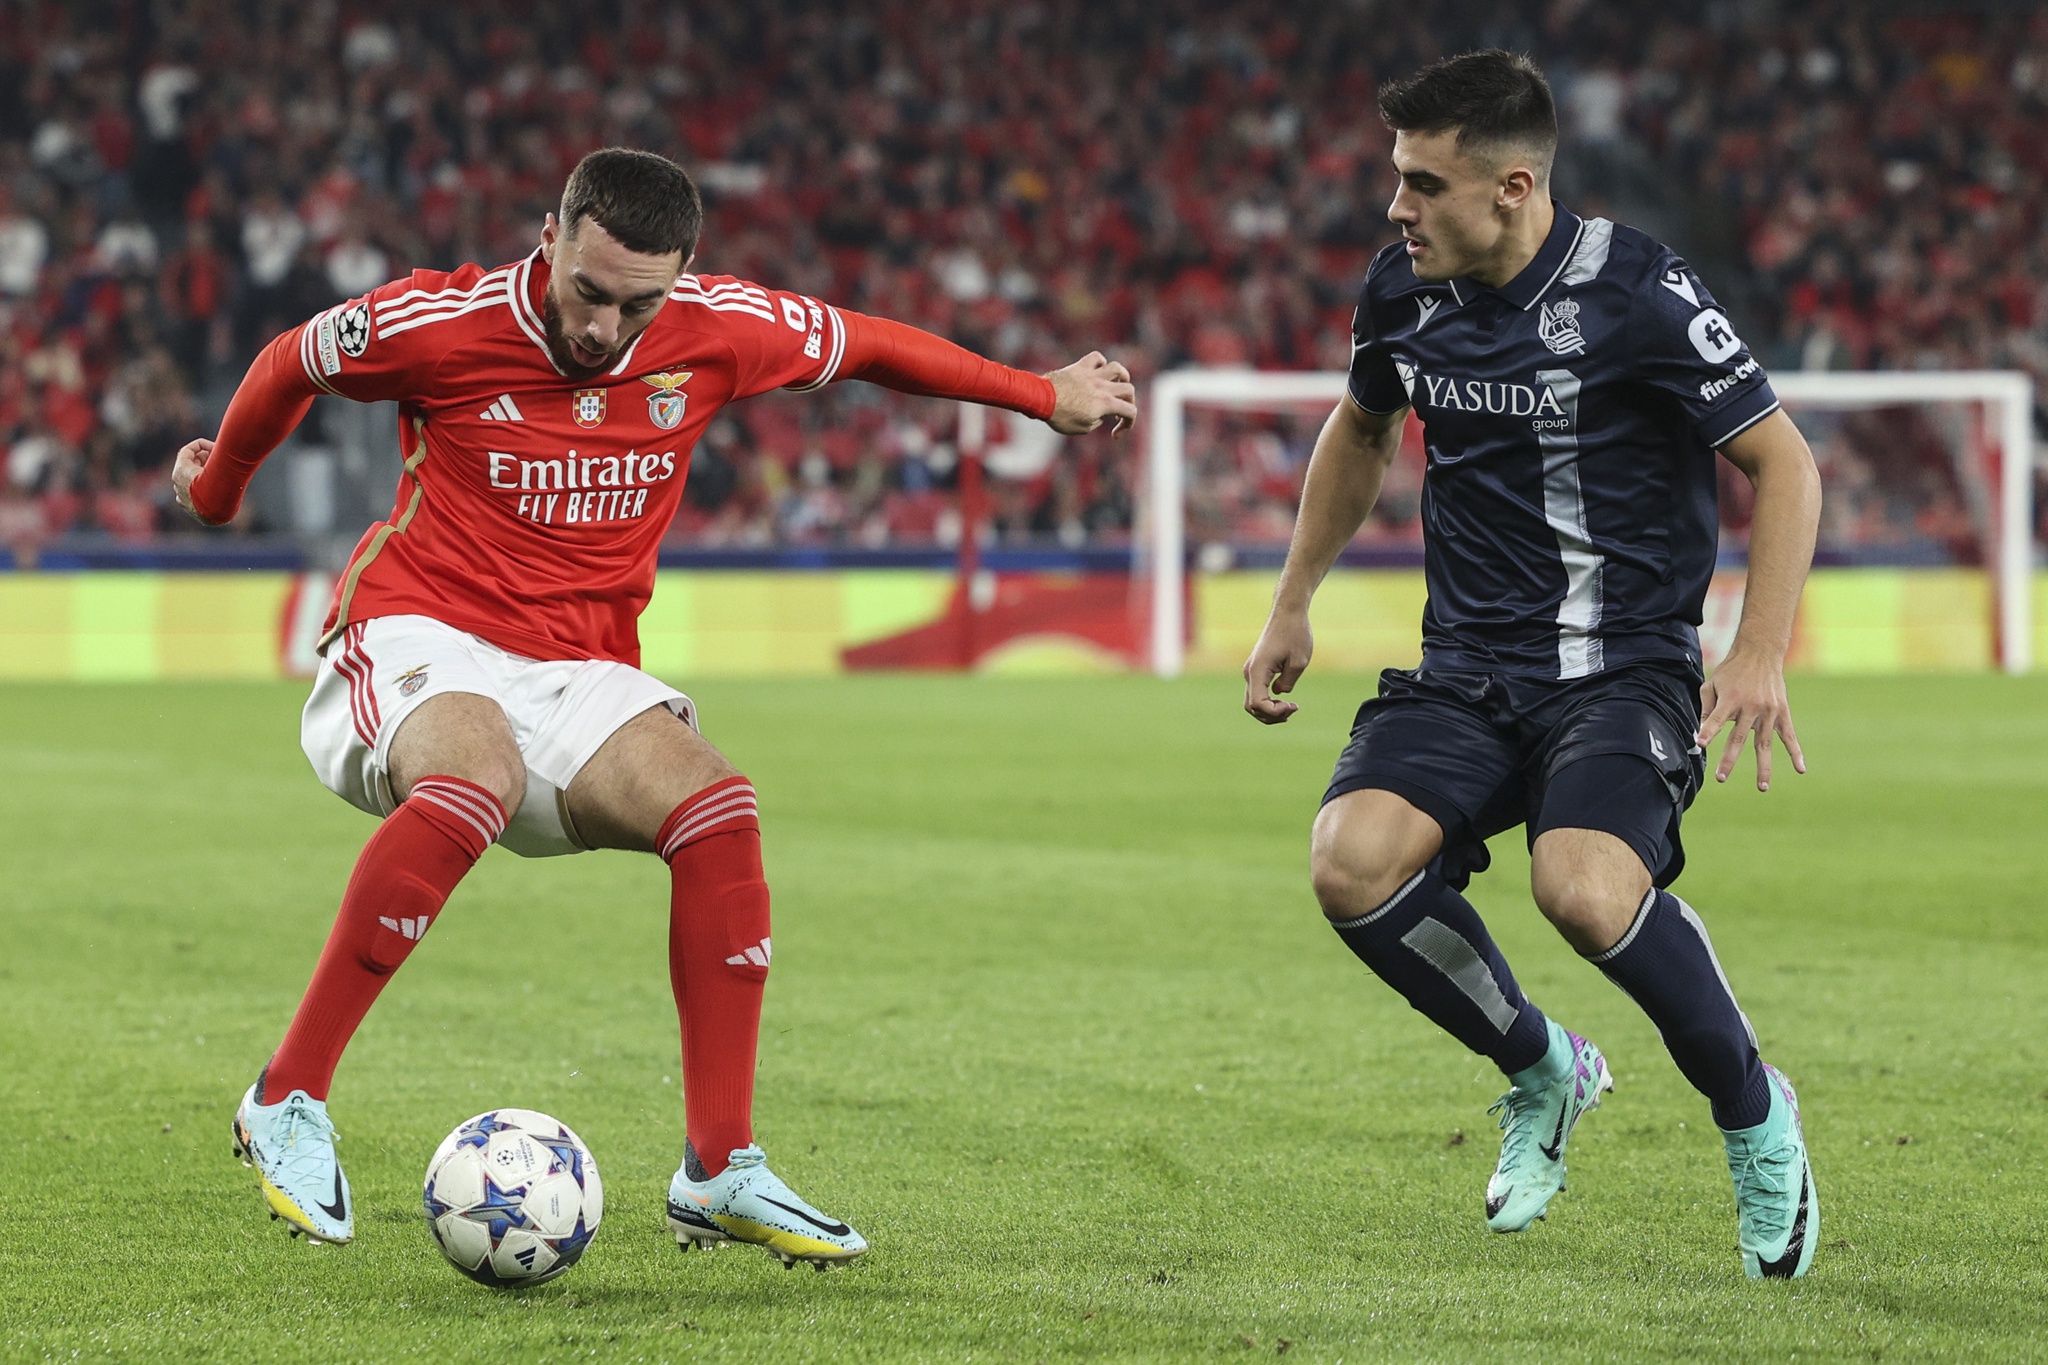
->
[1140,369,2037,677]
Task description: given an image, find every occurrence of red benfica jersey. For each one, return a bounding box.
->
[289,252,857,664]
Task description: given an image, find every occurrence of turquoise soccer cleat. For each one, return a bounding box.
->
[231,1074,353,1245]
[1724,1063,1818,1279]
[666,1142,867,1270]
[1484,1021,1613,1233]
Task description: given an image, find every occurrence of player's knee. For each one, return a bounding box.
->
[1310,795,1436,920]
[1531,867,1640,953]
[1309,836,1419,921]
[428,751,522,817]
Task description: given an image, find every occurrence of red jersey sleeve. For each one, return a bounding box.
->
[687,273,1056,418]
[297,267,485,403]
[187,269,484,523]
[680,275,847,400]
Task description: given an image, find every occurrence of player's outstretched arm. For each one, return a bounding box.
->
[831,311,1134,433]
[173,328,322,525]
[1244,395,1407,724]
[1700,408,1822,790]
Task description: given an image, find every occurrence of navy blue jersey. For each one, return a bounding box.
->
[1347,204,1779,680]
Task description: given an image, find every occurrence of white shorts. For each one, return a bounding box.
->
[302,614,697,858]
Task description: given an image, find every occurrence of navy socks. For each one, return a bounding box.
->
[1590,888,1771,1130]
[1328,868,1552,1076]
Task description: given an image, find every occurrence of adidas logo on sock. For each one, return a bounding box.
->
[479,394,525,421]
[725,937,771,967]
[379,915,430,940]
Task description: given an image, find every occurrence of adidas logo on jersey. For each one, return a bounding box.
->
[479,394,525,421]
[725,937,772,968]
[379,915,431,940]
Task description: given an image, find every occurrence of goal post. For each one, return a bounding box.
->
[1142,368,2037,678]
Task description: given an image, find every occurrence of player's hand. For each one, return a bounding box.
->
[1244,608,1314,724]
[1044,352,1136,438]
[171,439,222,524]
[1697,644,1805,791]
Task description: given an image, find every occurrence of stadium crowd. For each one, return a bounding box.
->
[1,0,2042,562]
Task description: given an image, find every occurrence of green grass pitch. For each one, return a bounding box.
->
[3,672,2045,1362]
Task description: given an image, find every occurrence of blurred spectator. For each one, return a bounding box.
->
[0,0,2035,561]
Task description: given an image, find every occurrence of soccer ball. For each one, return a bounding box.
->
[422,1109,603,1286]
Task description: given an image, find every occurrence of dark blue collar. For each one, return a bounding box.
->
[1456,202,1582,312]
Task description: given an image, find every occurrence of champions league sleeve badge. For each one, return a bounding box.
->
[335,300,372,358]
[572,389,608,428]
[642,371,692,430]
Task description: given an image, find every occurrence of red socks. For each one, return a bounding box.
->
[264,768,769,1184]
[266,777,506,1101]
[658,776,770,1177]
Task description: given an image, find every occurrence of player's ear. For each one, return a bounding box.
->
[1497,164,1538,213]
[540,213,561,263]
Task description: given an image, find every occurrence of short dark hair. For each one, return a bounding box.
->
[559,148,703,259]
[1377,50,1558,174]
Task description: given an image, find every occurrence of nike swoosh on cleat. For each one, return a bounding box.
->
[1757,1172,1810,1278]
[1485,1194,1508,1218]
[1539,1106,1569,1163]
[316,1169,347,1223]
[759,1195,852,1237]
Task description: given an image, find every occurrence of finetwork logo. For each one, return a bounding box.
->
[1699,355,1760,401]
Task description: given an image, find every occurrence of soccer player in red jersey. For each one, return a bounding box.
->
[175,148,1136,1264]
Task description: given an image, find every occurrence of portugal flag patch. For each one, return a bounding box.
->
[573,389,607,428]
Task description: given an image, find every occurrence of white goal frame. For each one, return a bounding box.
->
[1142,368,2037,677]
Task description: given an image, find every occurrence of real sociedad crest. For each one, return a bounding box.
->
[642,371,692,430]
[1538,298,1586,356]
[573,389,607,428]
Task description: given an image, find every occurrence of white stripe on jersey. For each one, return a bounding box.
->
[607,327,650,377]
[508,252,566,375]
[667,292,777,323]
[378,283,511,337]
[372,266,514,321]
[785,303,847,393]
[674,275,771,306]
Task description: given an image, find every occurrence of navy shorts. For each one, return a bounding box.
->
[1323,662,1706,890]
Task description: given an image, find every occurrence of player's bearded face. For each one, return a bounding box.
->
[542,289,623,378]
[540,216,685,378]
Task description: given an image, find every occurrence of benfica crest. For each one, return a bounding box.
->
[642,371,693,430]
[572,388,607,428]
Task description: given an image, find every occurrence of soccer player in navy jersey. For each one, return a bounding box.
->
[1243,52,1824,1279]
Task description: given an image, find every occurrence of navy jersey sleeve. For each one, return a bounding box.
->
[1627,254,1780,448]
[1346,274,1410,415]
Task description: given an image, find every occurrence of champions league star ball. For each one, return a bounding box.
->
[422,1109,603,1286]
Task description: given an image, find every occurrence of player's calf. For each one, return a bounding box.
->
[264,776,508,1102]
[1320,853,1552,1072]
